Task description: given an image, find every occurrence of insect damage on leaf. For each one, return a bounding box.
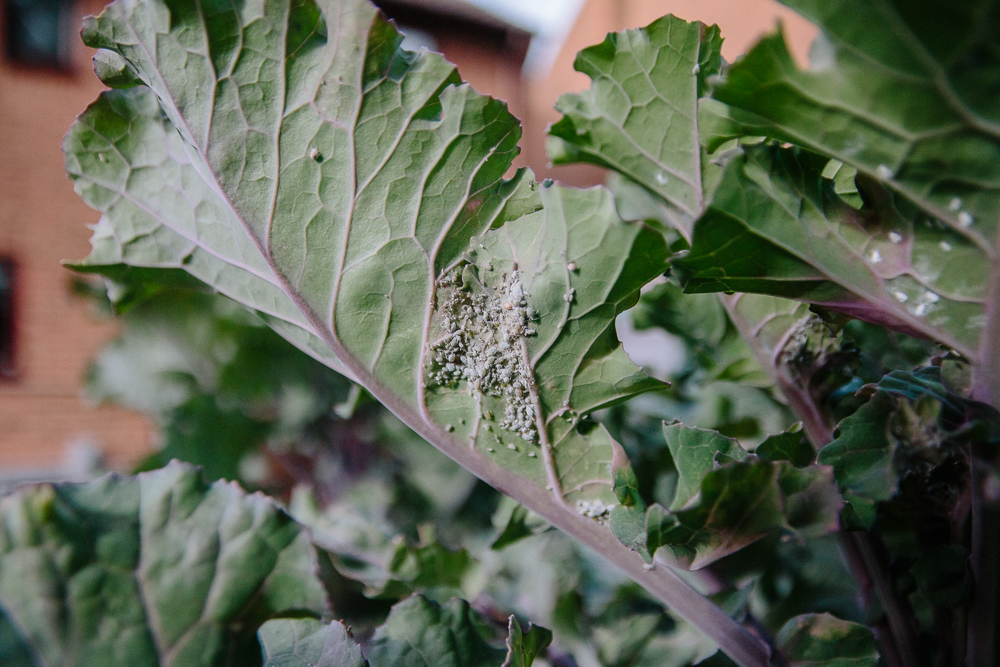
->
[428,264,540,443]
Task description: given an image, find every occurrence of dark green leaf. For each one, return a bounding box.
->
[662,422,747,510]
[677,144,987,357]
[648,460,785,569]
[776,613,878,667]
[817,392,897,529]
[366,595,505,667]
[713,0,1000,250]
[756,426,814,468]
[502,616,552,667]
[910,545,971,609]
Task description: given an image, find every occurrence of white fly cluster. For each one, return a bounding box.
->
[429,268,539,442]
[576,499,614,523]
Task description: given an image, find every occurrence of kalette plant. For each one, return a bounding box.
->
[0,0,996,665]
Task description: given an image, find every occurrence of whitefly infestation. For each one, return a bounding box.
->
[428,264,541,444]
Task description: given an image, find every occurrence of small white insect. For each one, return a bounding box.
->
[939,241,952,252]
[913,303,928,317]
[692,63,700,74]
[893,291,909,303]
[655,172,668,185]
[888,232,903,244]
[958,211,973,228]
[309,147,320,161]
[869,250,882,264]
[948,197,962,212]
[876,164,894,180]
[925,291,940,303]
[487,448,494,453]
[567,261,577,272]
[528,452,537,458]
[507,443,517,450]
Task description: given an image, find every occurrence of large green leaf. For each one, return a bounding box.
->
[0,461,328,666]
[67,0,666,518]
[64,3,771,664]
[677,144,988,358]
[712,0,1000,251]
[544,13,839,449]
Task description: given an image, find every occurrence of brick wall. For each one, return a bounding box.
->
[0,0,150,470]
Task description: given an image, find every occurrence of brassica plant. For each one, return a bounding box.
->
[1,0,996,665]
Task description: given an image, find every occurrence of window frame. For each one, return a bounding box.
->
[2,0,76,71]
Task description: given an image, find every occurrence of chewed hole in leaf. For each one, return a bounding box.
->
[428,264,539,442]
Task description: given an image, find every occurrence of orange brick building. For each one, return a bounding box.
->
[0,0,813,478]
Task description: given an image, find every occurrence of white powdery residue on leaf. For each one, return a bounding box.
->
[428,267,539,442]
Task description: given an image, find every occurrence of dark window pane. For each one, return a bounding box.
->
[0,259,14,377]
[5,0,74,69]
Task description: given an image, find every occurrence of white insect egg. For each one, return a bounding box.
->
[309,147,320,161]
[876,164,894,180]
[893,291,909,303]
[869,250,882,264]
[939,241,952,252]
[958,211,973,227]
[948,197,962,212]
[888,232,903,244]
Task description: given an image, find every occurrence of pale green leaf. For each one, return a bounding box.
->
[0,461,328,667]
[259,619,367,667]
[548,15,723,237]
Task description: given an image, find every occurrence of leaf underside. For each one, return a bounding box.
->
[66,0,669,531]
[689,0,1000,356]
